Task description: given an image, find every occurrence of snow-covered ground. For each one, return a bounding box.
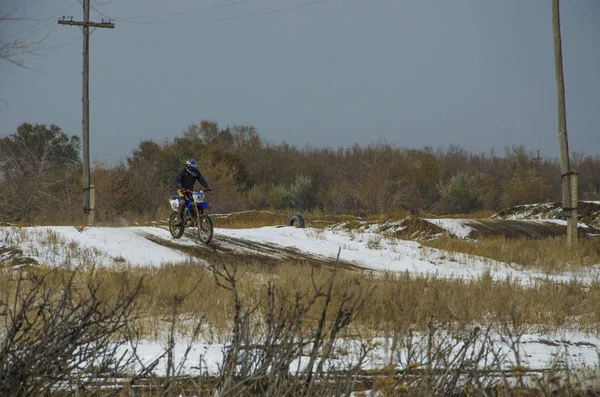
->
[0,226,200,267]
[2,225,599,284]
[216,226,600,285]
[2,224,600,376]
[122,330,600,377]
[424,218,474,238]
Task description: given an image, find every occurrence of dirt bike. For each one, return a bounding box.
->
[168,190,213,244]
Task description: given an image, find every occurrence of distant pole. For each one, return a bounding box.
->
[552,0,578,248]
[59,0,114,225]
[83,0,91,225]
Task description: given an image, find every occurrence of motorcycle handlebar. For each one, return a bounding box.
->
[181,189,211,194]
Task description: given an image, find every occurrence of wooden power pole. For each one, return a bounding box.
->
[552,0,578,249]
[59,0,114,225]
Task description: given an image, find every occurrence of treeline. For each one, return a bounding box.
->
[1,121,599,223]
[0,123,81,223]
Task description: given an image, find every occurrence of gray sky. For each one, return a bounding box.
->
[1,0,599,162]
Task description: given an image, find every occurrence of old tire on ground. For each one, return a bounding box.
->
[169,212,185,239]
[287,214,305,228]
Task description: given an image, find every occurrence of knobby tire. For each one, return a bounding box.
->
[169,212,185,239]
[196,214,213,244]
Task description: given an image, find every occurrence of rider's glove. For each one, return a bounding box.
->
[205,186,212,192]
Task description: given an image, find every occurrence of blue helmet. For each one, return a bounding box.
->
[185,159,199,176]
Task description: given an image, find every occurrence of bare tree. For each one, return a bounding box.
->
[0,9,46,68]
[0,123,81,222]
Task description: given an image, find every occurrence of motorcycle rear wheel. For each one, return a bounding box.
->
[169,212,185,239]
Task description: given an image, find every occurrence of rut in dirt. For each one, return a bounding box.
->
[143,227,365,271]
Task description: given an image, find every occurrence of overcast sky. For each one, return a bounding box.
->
[1,0,599,162]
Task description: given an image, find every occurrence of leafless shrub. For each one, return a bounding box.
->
[124,259,370,396]
[208,260,370,397]
[3,261,596,395]
[371,322,506,396]
[367,315,600,397]
[0,268,141,396]
[128,280,206,396]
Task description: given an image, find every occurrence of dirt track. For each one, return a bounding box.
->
[143,227,365,271]
[463,219,598,239]
[493,201,600,228]
[388,217,600,240]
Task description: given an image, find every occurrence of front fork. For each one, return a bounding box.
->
[183,203,204,225]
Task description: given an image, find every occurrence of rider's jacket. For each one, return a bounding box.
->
[175,168,209,191]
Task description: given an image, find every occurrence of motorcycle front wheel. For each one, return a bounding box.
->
[169,212,185,239]
[196,214,213,244]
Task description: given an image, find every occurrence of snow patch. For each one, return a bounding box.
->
[119,330,600,377]
[214,226,599,285]
[0,226,197,267]
[424,218,474,238]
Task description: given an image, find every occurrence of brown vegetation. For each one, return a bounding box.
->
[2,250,600,394]
[6,259,595,339]
[2,121,600,394]
[422,235,600,273]
[0,268,140,395]
[2,121,600,224]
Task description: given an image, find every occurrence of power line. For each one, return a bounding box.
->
[115,0,252,20]
[40,36,82,57]
[9,19,57,42]
[76,0,113,21]
[6,5,75,39]
[119,0,330,25]
[0,36,81,72]
[90,3,112,20]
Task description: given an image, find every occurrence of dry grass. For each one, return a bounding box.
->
[12,209,358,229]
[211,210,290,229]
[210,210,386,229]
[4,215,600,342]
[7,260,600,340]
[363,210,412,222]
[10,214,167,228]
[2,262,600,396]
[13,208,421,230]
[422,236,600,273]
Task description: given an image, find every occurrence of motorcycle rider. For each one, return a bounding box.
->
[175,159,211,224]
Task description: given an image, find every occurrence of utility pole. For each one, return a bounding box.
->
[552,0,578,249]
[531,150,541,165]
[59,0,114,225]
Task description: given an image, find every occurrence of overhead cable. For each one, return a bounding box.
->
[6,5,74,39]
[118,0,329,25]
[116,0,252,20]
